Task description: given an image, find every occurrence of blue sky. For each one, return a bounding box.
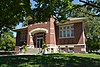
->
[73,0,84,4]
[13,0,83,37]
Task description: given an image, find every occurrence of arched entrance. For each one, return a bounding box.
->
[29,28,48,48]
[34,32,45,48]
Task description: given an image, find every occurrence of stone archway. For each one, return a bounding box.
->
[29,28,48,35]
[29,28,48,48]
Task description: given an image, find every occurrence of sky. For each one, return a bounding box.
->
[13,0,83,37]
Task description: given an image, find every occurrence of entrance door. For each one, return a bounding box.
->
[36,35,44,48]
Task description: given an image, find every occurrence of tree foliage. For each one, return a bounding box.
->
[1,0,99,31]
[86,20,100,52]
[0,0,31,38]
[0,32,16,51]
[0,0,100,32]
[78,0,100,17]
[32,0,73,22]
[70,4,100,51]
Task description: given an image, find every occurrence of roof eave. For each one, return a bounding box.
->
[56,18,87,26]
[13,26,28,31]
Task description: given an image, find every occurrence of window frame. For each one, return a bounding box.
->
[59,24,75,39]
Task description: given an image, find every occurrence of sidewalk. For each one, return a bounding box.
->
[0,53,41,56]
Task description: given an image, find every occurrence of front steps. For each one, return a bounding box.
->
[23,48,42,54]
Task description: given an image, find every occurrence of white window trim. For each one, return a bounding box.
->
[59,24,75,39]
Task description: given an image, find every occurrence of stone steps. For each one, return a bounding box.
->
[25,48,42,54]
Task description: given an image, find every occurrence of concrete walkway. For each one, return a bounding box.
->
[0,52,45,57]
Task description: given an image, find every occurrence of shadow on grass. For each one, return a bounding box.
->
[0,53,100,67]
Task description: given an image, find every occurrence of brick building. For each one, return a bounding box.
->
[15,17,86,53]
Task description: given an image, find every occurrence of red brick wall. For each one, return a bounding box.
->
[49,18,56,45]
[74,45,85,53]
[62,45,85,53]
[16,31,20,46]
[16,19,85,47]
[16,29,27,46]
[27,22,50,45]
[27,17,57,46]
[56,22,85,45]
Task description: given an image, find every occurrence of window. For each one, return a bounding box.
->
[71,30,74,37]
[68,48,74,53]
[63,31,66,37]
[59,31,62,37]
[59,24,74,38]
[59,27,63,30]
[66,30,70,37]
[20,30,27,41]
[51,48,54,53]
[60,48,65,53]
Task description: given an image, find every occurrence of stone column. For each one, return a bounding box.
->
[49,17,56,45]
[49,17,57,53]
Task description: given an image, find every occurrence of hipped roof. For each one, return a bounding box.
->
[14,18,87,31]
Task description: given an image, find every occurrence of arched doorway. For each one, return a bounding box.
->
[29,28,48,48]
[34,32,45,48]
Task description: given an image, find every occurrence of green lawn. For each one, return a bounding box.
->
[0,53,100,67]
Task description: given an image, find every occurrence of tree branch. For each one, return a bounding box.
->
[81,11,100,17]
[79,0,100,8]
[64,4,86,14]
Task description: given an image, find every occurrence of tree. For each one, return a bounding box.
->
[0,32,16,51]
[42,42,48,54]
[32,0,74,22]
[0,0,32,39]
[0,0,74,32]
[0,0,100,35]
[86,21,100,52]
[78,0,100,17]
[69,5,100,52]
[30,0,100,22]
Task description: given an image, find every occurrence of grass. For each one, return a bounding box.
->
[0,53,100,67]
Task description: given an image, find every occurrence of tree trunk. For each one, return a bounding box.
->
[0,30,3,44]
[0,32,1,42]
